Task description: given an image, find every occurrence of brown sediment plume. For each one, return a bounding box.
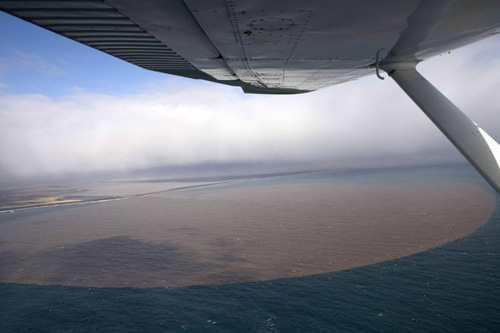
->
[0,181,495,288]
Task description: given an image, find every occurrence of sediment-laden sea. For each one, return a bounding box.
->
[1,164,499,332]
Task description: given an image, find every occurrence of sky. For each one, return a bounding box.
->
[0,11,499,180]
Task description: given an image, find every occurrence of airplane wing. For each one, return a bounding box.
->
[1,1,498,94]
[2,0,500,193]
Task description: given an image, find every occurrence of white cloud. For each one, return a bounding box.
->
[0,36,498,179]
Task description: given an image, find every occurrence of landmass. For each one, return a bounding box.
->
[0,187,122,211]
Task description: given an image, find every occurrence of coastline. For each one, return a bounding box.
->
[0,177,495,288]
[0,196,124,213]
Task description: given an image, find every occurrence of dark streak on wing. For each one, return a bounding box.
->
[1,1,498,95]
[0,0,303,94]
[0,1,206,77]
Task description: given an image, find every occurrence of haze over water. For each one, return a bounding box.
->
[0,164,495,288]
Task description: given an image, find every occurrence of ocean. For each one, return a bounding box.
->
[1,164,499,332]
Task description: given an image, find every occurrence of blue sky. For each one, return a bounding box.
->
[0,10,499,179]
[0,11,197,97]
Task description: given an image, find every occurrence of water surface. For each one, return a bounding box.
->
[1,164,499,331]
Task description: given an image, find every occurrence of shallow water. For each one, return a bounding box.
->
[0,165,494,287]
[1,164,499,331]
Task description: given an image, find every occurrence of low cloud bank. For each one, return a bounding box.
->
[0,37,498,179]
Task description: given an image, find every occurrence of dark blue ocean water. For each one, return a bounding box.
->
[1,165,499,332]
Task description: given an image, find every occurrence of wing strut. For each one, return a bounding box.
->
[381,62,500,194]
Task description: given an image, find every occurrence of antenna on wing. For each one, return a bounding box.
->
[375,49,385,80]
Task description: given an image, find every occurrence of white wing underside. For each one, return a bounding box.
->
[1,0,499,94]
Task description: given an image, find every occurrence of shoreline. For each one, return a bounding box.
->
[0,196,123,213]
[0,180,495,289]
[0,179,244,212]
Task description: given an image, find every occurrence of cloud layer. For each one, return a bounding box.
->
[0,36,499,179]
